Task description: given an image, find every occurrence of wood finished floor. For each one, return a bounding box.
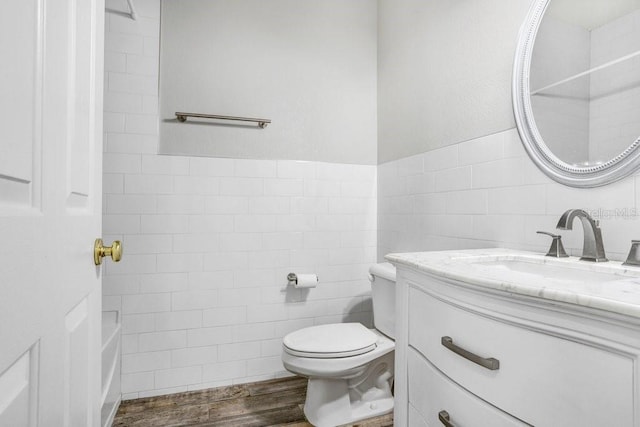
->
[113,376,394,427]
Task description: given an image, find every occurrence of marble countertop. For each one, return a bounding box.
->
[386,248,640,320]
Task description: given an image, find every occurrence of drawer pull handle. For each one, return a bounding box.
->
[438,410,456,427]
[441,336,500,370]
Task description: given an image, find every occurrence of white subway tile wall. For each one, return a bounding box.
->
[104,0,376,399]
[378,128,640,262]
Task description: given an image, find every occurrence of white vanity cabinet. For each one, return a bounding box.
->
[390,250,640,427]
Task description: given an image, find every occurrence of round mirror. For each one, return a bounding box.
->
[513,0,640,187]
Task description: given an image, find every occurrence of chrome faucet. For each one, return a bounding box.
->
[556,209,608,262]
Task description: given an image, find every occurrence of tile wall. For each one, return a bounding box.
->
[378,128,640,262]
[103,0,376,399]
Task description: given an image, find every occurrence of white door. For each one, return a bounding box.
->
[0,0,105,425]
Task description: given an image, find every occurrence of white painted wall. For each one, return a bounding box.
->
[377,0,531,163]
[159,0,378,165]
[103,0,376,399]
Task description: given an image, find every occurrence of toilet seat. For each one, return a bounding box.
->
[283,323,378,359]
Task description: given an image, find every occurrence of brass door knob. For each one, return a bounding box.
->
[94,239,122,265]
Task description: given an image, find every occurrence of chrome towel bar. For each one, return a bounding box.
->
[175,112,271,128]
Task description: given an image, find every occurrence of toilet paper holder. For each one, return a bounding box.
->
[287,273,299,285]
[287,272,318,286]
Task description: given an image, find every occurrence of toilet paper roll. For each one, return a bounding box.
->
[295,273,318,288]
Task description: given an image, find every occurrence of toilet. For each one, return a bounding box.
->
[281,263,396,427]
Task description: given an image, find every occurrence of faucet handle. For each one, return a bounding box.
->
[623,240,640,267]
[537,231,569,258]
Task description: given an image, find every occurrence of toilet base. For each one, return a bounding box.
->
[302,352,394,427]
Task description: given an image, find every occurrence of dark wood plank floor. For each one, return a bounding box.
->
[113,376,394,427]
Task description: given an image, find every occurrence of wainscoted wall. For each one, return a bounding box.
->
[103,155,376,400]
[103,0,376,400]
[104,0,640,402]
[377,0,640,264]
[378,128,640,263]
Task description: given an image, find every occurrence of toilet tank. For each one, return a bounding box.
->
[368,262,396,339]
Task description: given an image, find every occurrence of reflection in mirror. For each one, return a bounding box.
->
[530,0,640,167]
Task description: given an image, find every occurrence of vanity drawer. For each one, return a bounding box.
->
[408,347,526,427]
[408,286,634,426]
[408,404,429,427]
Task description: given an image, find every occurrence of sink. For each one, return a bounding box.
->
[386,248,640,318]
[469,256,640,288]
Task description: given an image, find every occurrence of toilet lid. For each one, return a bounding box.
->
[283,323,378,358]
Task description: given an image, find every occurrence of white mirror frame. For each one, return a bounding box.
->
[513,0,640,188]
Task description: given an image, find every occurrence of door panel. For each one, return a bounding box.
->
[0,0,42,210]
[0,0,104,425]
[0,345,39,427]
[65,299,90,426]
[67,0,93,209]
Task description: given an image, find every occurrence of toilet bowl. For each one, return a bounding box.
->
[281,263,396,427]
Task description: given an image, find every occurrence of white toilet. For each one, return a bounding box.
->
[282,263,396,427]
